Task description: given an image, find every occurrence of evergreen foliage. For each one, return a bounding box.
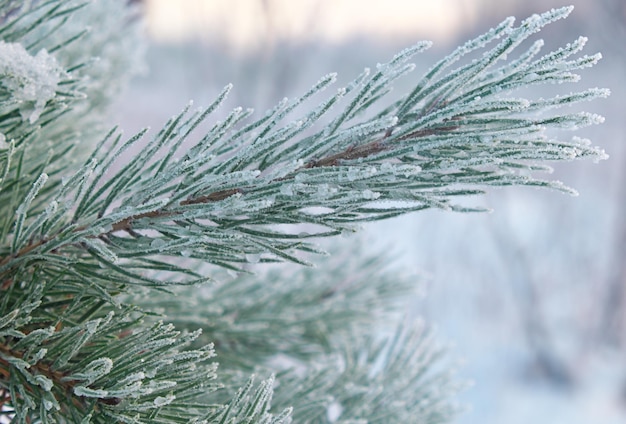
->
[0,2,607,423]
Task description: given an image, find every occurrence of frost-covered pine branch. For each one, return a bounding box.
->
[0,2,607,423]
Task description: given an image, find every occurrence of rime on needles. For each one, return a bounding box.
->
[0,2,608,423]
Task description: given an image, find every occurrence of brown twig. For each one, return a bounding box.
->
[180,188,243,206]
[300,123,458,169]
[302,140,387,169]
[109,209,178,233]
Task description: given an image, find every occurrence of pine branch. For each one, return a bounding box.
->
[0,0,143,233]
[0,294,222,422]
[259,322,457,424]
[166,250,457,423]
[1,7,608,287]
[144,250,417,370]
[203,375,291,424]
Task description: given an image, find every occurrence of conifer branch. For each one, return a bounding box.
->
[1,8,610,284]
[0,2,610,423]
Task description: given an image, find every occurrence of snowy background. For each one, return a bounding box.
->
[113,1,626,423]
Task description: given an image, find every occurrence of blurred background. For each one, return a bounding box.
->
[114,1,626,423]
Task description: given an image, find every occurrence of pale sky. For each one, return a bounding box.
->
[145,0,479,48]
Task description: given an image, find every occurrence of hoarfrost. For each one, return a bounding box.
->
[0,41,65,123]
[43,398,56,411]
[347,168,359,181]
[145,380,177,392]
[34,375,53,392]
[317,184,338,197]
[380,162,394,173]
[401,165,422,177]
[85,318,101,334]
[86,238,118,264]
[584,112,605,125]
[572,136,591,147]
[245,253,261,264]
[254,199,274,210]
[120,371,145,384]
[33,348,47,363]
[150,238,167,249]
[280,184,294,196]
[317,72,337,86]
[345,166,377,182]
[16,173,48,216]
[362,189,380,200]
[63,357,114,385]
[153,394,176,407]
[73,386,109,398]
[44,201,58,216]
[327,401,342,422]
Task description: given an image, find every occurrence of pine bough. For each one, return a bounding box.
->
[0,1,608,423]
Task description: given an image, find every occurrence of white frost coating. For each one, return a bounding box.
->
[34,374,54,392]
[153,394,176,407]
[521,7,573,34]
[86,238,118,264]
[347,168,359,182]
[43,398,57,411]
[119,371,145,385]
[380,162,394,173]
[16,173,48,216]
[33,348,47,363]
[317,184,338,197]
[345,166,377,182]
[327,400,343,422]
[0,42,65,123]
[85,318,102,334]
[253,199,274,210]
[245,253,261,264]
[280,184,294,196]
[318,72,337,86]
[68,357,113,385]
[362,189,380,200]
[585,112,605,125]
[572,136,591,147]
[150,238,167,249]
[73,386,109,398]
[45,200,58,217]
[144,380,177,392]
[0,132,6,149]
